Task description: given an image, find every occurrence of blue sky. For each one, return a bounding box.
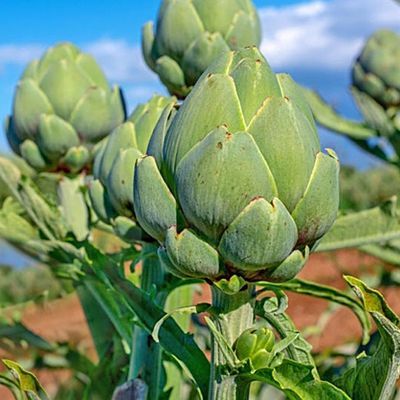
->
[0,0,399,167]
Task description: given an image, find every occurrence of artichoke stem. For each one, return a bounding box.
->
[128,245,167,400]
[209,284,255,400]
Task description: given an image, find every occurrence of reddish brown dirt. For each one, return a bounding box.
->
[292,249,399,352]
[0,249,397,398]
[0,295,94,400]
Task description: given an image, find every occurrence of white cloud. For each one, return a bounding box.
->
[260,0,400,71]
[1,0,398,85]
[0,44,44,72]
[84,39,157,84]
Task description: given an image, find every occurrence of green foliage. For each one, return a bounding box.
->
[2,359,49,400]
[340,165,400,211]
[333,277,400,400]
[0,264,66,307]
[316,198,400,252]
[258,279,371,344]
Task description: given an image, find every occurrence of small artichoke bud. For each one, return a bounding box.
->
[6,42,126,173]
[142,0,261,98]
[134,47,340,283]
[89,95,176,242]
[351,30,400,136]
[235,327,275,370]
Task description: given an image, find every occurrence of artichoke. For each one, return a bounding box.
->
[352,30,400,136]
[142,0,261,98]
[133,47,340,283]
[235,327,275,370]
[89,95,176,242]
[5,42,126,173]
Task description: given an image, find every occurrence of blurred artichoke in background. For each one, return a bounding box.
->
[5,42,126,173]
[134,47,340,283]
[142,0,261,98]
[352,30,400,136]
[89,95,176,242]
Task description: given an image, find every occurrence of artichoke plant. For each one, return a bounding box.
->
[352,30,400,136]
[89,95,176,242]
[5,42,126,173]
[142,0,261,98]
[134,47,340,283]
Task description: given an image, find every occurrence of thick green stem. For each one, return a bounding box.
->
[209,284,255,400]
[128,245,166,400]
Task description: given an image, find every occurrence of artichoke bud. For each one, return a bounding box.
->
[90,95,176,242]
[142,0,261,98]
[62,146,90,173]
[351,30,400,136]
[235,327,275,370]
[134,47,340,283]
[6,42,126,173]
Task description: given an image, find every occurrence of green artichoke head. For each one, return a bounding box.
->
[134,47,340,283]
[352,30,400,136]
[89,94,176,242]
[234,327,275,370]
[142,0,261,98]
[6,42,126,173]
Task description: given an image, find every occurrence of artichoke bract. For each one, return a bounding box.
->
[134,47,340,283]
[142,0,261,98]
[6,42,126,173]
[352,30,400,136]
[89,95,176,242]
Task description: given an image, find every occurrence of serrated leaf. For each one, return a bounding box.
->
[351,87,395,137]
[241,359,350,399]
[0,208,39,243]
[153,303,208,343]
[258,279,371,344]
[82,243,210,398]
[0,372,22,400]
[18,178,67,240]
[333,277,400,400]
[0,320,54,352]
[0,156,22,194]
[80,278,133,352]
[344,276,399,325]
[2,359,49,400]
[256,298,318,375]
[360,240,400,265]
[77,283,121,359]
[317,200,400,252]
[302,87,377,139]
[26,239,85,262]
